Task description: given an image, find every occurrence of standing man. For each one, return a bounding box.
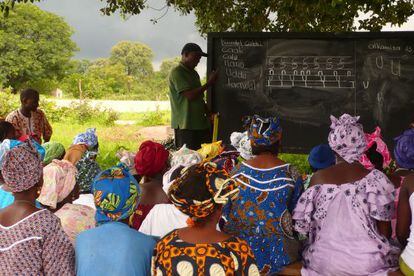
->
[169,43,218,150]
[6,88,52,144]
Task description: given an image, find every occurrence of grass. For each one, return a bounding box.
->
[50,122,143,170]
[118,111,171,126]
[50,112,310,174]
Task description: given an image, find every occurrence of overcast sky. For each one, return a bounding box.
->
[36,0,414,75]
[36,0,207,72]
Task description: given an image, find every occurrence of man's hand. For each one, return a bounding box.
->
[207,70,219,87]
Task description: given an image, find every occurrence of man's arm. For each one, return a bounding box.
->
[181,70,218,101]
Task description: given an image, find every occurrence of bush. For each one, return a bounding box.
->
[63,100,119,126]
[0,90,119,126]
[0,88,19,118]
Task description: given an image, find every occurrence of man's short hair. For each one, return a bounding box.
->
[20,88,39,102]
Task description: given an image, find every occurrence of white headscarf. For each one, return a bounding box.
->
[230,131,254,160]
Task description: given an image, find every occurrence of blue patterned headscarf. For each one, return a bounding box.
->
[394,128,414,169]
[73,128,98,149]
[245,115,282,147]
[92,165,141,224]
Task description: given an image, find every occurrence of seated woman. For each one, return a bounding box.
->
[153,162,259,275]
[0,121,17,208]
[64,128,98,165]
[222,115,303,275]
[63,128,101,193]
[293,114,399,275]
[37,159,95,244]
[76,165,156,276]
[130,140,170,230]
[42,141,66,165]
[139,165,188,237]
[395,128,414,274]
[139,147,203,237]
[0,142,75,274]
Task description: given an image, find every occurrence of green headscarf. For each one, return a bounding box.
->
[43,142,65,165]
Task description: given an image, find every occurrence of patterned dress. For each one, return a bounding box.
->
[293,169,400,275]
[222,162,303,274]
[55,203,96,244]
[76,152,101,193]
[153,230,259,276]
[5,109,52,144]
[0,209,75,275]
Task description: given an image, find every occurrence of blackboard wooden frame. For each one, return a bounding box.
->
[207,32,414,153]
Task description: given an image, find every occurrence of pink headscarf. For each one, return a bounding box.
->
[360,127,392,170]
[37,160,78,209]
[2,142,43,193]
[328,114,366,163]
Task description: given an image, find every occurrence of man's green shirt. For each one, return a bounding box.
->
[169,62,209,130]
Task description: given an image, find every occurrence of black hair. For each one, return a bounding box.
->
[366,142,384,171]
[251,141,280,155]
[20,88,39,102]
[0,121,15,142]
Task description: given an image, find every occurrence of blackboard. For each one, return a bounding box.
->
[207,32,414,153]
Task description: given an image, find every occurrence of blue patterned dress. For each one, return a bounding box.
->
[222,162,303,274]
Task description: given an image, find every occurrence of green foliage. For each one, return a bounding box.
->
[0,4,78,90]
[110,41,154,78]
[0,90,119,125]
[280,153,311,174]
[62,101,120,126]
[0,88,19,118]
[159,57,181,79]
[96,0,414,34]
[136,110,171,127]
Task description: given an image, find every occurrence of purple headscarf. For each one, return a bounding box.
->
[2,142,43,193]
[328,114,366,163]
[394,128,414,169]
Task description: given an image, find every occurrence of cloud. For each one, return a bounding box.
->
[36,0,207,75]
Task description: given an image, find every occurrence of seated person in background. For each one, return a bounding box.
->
[130,141,170,230]
[0,142,74,275]
[63,128,101,193]
[360,127,392,172]
[293,114,399,275]
[395,128,414,274]
[76,165,155,276]
[63,128,98,166]
[5,88,52,144]
[0,121,17,207]
[37,159,95,244]
[139,165,188,237]
[222,115,303,275]
[211,143,241,174]
[116,148,140,182]
[0,122,45,209]
[139,146,203,237]
[0,120,16,141]
[304,144,336,189]
[153,162,259,275]
[42,141,66,165]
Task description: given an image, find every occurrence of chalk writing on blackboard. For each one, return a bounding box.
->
[266,56,355,88]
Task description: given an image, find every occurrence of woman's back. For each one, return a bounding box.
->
[76,222,156,276]
[223,162,303,274]
[293,169,399,275]
[0,209,75,275]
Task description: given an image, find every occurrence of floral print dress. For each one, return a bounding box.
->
[293,169,400,275]
[222,162,303,274]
